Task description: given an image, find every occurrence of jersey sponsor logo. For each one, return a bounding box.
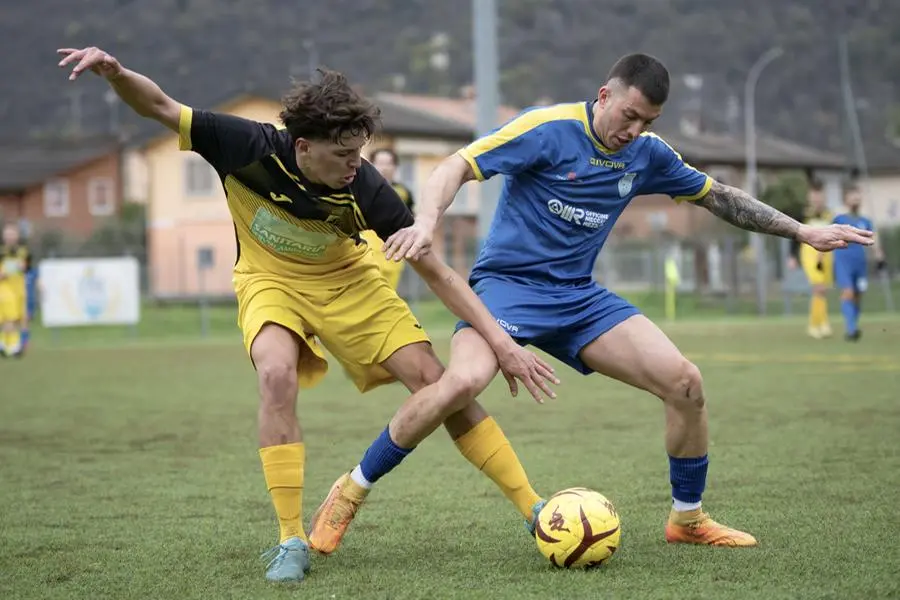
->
[618,172,637,198]
[250,207,337,258]
[547,199,609,229]
[590,157,626,170]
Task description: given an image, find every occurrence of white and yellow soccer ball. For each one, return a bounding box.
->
[534,487,621,569]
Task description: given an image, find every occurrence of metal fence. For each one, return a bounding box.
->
[18,218,898,318]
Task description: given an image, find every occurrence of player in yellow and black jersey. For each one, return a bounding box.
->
[360,148,415,289]
[0,223,30,357]
[59,46,557,584]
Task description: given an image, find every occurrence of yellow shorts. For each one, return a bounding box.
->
[360,230,406,290]
[0,282,24,322]
[234,265,429,393]
[800,246,833,286]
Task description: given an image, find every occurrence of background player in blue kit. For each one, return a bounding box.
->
[833,184,886,341]
[379,53,873,549]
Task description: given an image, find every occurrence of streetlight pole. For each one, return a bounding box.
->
[473,0,501,247]
[745,46,784,316]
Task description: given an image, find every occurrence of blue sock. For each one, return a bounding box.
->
[358,426,413,484]
[669,455,708,504]
[841,299,858,334]
[21,328,29,346]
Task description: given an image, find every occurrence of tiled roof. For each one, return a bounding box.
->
[0,136,121,192]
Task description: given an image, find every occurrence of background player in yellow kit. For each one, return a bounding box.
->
[797,180,834,338]
[0,223,30,357]
[359,148,414,290]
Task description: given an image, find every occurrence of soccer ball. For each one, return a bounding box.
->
[534,487,621,569]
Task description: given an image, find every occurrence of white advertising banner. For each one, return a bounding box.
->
[38,257,141,327]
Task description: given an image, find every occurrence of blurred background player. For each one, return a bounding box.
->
[360,148,415,290]
[796,180,834,338]
[23,256,38,350]
[833,184,886,341]
[0,223,30,357]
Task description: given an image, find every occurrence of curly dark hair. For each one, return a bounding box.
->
[279,68,381,144]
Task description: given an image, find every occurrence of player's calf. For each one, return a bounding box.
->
[656,358,707,458]
[839,287,861,339]
[250,324,310,571]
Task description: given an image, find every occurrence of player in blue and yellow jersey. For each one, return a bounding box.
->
[833,184,886,341]
[59,45,557,583]
[359,148,414,290]
[321,53,873,552]
[0,223,30,357]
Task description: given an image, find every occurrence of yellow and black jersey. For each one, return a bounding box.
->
[789,208,834,261]
[0,245,30,283]
[391,181,414,213]
[177,105,413,289]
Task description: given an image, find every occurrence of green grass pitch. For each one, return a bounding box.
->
[1,305,898,599]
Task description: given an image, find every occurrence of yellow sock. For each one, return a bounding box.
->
[2,330,16,355]
[819,297,831,329]
[811,295,828,328]
[454,417,541,519]
[259,442,307,543]
[9,329,20,352]
[808,297,820,328]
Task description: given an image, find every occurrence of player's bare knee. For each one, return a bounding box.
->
[418,354,445,387]
[662,359,705,411]
[439,370,487,413]
[257,360,297,408]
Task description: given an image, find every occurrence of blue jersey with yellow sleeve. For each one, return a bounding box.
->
[459,101,712,287]
[832,212,873,264]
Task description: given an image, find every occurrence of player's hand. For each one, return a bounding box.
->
[383,220,435,262]
[57,47,124,81]
[797,223,874,252]
[495,343,559,404]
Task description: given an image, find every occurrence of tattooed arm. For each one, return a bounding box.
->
[693,180,875,251]
[695,180,801,239]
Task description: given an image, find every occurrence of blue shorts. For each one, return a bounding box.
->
[834,259,868,293]
[455,277,640,374]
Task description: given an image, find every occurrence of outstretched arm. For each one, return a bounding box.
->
[58,47,181,132]
[695,181,801,239]
[694,181,874,252]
